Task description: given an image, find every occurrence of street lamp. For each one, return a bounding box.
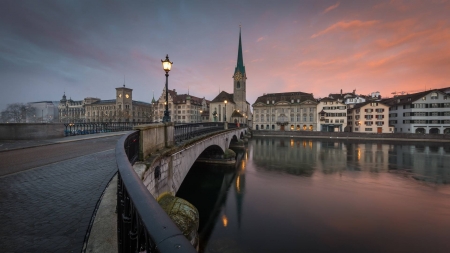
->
[161,54,173,122]
[224,100,228,122]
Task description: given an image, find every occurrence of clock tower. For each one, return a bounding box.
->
[116,84,133,121]
[233,27,247,113]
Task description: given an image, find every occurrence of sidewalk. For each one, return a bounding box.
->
[0,131,131,152]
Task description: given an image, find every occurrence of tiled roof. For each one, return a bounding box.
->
[211,91,235,104]
[349,101,388,110]
[383,89,442,106]
[91,99,116,105]
[253,91,315,105]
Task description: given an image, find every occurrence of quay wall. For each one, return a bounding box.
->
[252,130,450,142]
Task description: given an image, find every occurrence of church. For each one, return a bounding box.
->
[209,28,252,124]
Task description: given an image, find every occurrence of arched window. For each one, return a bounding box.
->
[237,81,240,89]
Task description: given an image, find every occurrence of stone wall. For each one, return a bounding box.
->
[0,123,65,140]
[133,128,247,199]
[134,123,171,160]
[252,130,450,141]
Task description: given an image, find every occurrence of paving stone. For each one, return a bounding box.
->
[0,149,117,252]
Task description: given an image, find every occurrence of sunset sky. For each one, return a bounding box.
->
[1,0,450,110]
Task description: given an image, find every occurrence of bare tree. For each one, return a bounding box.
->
[0,103,36,123]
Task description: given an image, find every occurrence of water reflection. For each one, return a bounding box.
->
[252,137,450,183]
[178,138,450,253]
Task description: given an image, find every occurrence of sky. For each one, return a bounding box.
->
[1,0,450,111]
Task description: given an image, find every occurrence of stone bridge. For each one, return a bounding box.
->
[132,123,248,198]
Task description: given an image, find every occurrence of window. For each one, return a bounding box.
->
[422,97,426,101]
[365,128,373,131]
[431,92,438,99]
[309,114,313,122]
[261,125,264,129]
[290,125,294,130]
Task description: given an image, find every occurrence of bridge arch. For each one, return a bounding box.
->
[135,126,247,198]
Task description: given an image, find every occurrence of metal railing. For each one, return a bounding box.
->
[64,122,154,136]
[116,131,196,253]
[174,122,225,143]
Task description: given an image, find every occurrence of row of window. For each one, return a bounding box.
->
[353,128,377,132]
[255,115,315,122]
[323,106,346,110]
[254,108,315,113]
[402,120,450,124]
[256,124,314,130]
[324,119,345,123]
[390,103,450,110]
[348,121,385,126]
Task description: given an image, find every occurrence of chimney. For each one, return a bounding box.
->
[340,89,342,95]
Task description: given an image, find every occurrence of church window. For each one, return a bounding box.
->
[237,81,240,89]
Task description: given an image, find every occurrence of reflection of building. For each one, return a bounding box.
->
[384,88,450,134]
[58,84,153,123]
[210,27,251,124]
[347,101,391,133]
[153,88,209,123]
[252,92,318,131]
[251,138,318,175]
[317,98,347,132]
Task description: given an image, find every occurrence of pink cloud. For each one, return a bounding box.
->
[323,2,340,14]
[256,36,266,42]
[311,20,380,38]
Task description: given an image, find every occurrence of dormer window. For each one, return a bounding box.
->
[422,97,426,101]
[272,100,275,104]
[267,100,269,104]
[324,102,327,105]
[291,99,294,103]
[431,92,438,100]
[297,99,300,103]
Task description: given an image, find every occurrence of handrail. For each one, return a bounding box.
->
[64,121,155,136]
[174,122,225,143]
[116,131,196,253]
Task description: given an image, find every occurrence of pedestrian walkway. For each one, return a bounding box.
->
[0,131,130,152]
[0,149,117,252]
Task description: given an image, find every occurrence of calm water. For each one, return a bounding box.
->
[177,138,450,253]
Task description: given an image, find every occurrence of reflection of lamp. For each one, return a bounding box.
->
[222,214,228,227]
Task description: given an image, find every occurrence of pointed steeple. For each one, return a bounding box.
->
[235,25,245,75]
[151,90,156,103]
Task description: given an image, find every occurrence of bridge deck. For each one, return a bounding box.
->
[0,134,122,252]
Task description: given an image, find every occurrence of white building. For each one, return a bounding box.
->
[317,98,347,132]
[252,92,318,131]
[386,88,450,134]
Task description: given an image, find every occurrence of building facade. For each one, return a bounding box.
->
[347,101,391,133]
[58,85,153,123]
[386,88,450,134]
[28,101,59,123]
[153,88,209,123]
[252,92,318,131]
[317,98,347,132]
[210,27,251,124]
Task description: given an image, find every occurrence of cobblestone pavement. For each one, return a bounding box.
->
[0,137,120,252]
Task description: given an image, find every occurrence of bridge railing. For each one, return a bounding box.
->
[64,122,154,136]
[116,131,196,253]
[174,122,225,143]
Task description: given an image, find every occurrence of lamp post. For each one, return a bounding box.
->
[224,100,227,122]
[161,54,173,122]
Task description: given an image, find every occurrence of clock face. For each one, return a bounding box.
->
[234,72,242,81]
[118,94,122,98]
[126,94,129,98]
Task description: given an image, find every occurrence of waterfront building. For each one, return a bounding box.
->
[27,101,59,122]
[317,98,347,132]
[153,88,209,123]
[385,88,450,134]
[58,84,153,123]
[210,27,251,124]
[347,101,391,133]
[252,92,318,131]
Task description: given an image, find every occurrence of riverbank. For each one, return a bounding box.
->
[252,130,450,143]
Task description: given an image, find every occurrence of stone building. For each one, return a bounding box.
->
[317,98,347,132]
[252,92,318,131]
[209,27,252,124]
[385,88,450,134]
[58,85,153,123]
[347,101,391,133]
[153,88,209,123]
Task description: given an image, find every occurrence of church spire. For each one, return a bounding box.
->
[235,25,245,75]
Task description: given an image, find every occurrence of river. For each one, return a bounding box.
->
[176,137,450,253]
